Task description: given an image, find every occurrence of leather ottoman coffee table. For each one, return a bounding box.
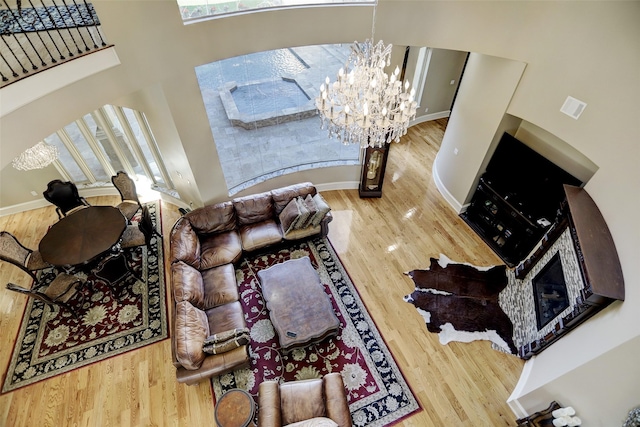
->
[258,256,340,351]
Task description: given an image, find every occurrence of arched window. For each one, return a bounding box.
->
[177,0,373,21]
[44,105,176,197]
[195,44,360,195]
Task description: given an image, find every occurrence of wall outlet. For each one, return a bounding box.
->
[454,148,459,155]
[424,107,429,113]
[450,79,456,85]
[30,190,38,196]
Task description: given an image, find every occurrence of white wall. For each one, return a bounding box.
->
[433,52,526,210]
[1,1,639,421]
[419,48,467,117]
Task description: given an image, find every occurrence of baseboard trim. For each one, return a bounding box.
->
[315,181,359,192]
[432,151,463,213]
[507,358,536,418]
[411,110,451,126]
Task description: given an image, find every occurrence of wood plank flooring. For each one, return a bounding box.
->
[0,119,524,426]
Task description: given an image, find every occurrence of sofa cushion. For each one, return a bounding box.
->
[280,378,325,425]
[200,230,242,270]
[175,300,209,370]
[201,262,239,309]
[186,201,236,234]
[271,182,316,215]
[233,192,274,226]
[282,223,322,241]
[170,218,201,269]
[172,261,205,308]
[205,301,247,335]
[239,220,283,252]
[310,193,331,227]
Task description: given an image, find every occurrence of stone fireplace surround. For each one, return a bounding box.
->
[500,227,583,356]
[499,185,625,359]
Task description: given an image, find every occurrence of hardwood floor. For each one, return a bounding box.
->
[0,119,524,426]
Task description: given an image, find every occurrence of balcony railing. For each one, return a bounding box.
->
[0,0,110,87]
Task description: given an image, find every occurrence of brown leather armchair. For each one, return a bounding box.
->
[258,373,352,427]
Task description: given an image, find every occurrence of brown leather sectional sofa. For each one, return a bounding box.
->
[169,182,332,384]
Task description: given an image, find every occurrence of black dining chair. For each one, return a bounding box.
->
[43,180,90,219]
[111,171,143,223]
[0,231,52,282]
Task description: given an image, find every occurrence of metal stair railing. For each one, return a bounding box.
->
[1,0,111,87]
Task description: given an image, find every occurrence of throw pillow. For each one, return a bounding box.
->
[298,194,318,229]
[203,327,250,344]
[286,418,339,427]
[292,196,311,229]
[202,329,250,355]
[310,193,331,227]
[279,198,301,234]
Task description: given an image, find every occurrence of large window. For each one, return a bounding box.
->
[44,105,175,197]
[177,0,372,20]
[195,44,360,195]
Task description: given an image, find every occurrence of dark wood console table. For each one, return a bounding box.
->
[461,177,545,267]
[516,185,624,359]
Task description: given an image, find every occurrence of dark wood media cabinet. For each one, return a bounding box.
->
[516,185,625,359]
[461,177,547,267]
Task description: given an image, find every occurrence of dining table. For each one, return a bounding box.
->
[39,206,127,267]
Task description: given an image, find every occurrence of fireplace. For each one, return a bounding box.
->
[499,185,625,359]
[532,253,569,330]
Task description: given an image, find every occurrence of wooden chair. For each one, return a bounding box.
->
[108,205,160,290]
[43,180,90,219]
[121,205,162,252]
[0,231,52,281]
[6,273,85,318]
[111,171,143,223]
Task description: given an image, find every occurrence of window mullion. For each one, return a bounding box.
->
[93,109,136,177]
[135,110,175,189]
[112,106,155,182]
[52,159,73,182]
[57,129,97,182]
[75,118,116,178]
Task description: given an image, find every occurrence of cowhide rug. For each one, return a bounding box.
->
[403,254,517,354]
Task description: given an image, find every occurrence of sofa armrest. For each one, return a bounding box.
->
[170,217,201,269]
[176,345,250,385]
[319,211,333,238]
[323,373,352,427]
[258,380,282,427]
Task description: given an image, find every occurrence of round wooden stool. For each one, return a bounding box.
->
[214,388,256,427]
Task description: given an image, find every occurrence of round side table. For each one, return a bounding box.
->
[214,388,256,427]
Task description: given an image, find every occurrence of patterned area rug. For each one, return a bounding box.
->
[212,237,421,427]
[2,202,167,393]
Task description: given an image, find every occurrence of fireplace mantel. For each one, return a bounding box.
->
[514,185,624,358]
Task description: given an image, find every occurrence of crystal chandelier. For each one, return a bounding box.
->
[316,38,418,148]
[12,141,59,171]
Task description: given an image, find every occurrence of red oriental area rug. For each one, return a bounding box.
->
[2,202,167,393]
[212,237,420,427]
